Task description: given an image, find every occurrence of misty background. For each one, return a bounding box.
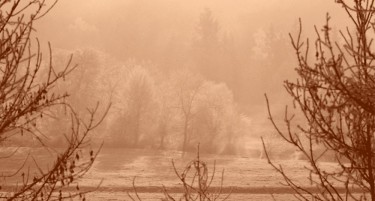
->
[16,0,350,157]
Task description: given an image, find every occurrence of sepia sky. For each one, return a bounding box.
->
[35,0,347,55]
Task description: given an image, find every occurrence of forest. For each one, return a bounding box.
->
[13,2,306,156]
[2,0,351,157]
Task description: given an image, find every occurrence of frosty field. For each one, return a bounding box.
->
[82,148,335,200]
[1,147,343,200]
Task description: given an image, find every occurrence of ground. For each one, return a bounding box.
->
[0,147,341,200]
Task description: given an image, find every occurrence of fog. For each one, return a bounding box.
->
[25,0,349,155]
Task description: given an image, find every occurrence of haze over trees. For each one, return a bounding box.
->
[30,5,276,155]
[16,0,349,157]
[31,5,302,156]
[36,0,313,110]
[101,65,247,154]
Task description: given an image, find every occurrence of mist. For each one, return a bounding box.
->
[23,0,349,156]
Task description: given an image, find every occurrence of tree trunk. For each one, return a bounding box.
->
[159,123,166,149]
[133,110,141,147]
[182,117,189,157]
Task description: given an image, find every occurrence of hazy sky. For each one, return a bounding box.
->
[35,0,347,55]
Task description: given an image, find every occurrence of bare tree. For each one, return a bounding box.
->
[156,83,173,149]
[129,145,231,201]
[172,70,203,156]
[0,1,108,200]
[264,1,375,200]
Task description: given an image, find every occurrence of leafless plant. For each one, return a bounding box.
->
[0,0,109,200]
[129,145,231,201]
[264,0,375,200]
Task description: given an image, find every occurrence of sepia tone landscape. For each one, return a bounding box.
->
[2,0,375,200]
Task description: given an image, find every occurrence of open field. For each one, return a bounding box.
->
[0,147,344,200]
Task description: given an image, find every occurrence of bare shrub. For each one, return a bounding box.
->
[0,0,108,200]
[264,1,375,200]
[129,145,231,201]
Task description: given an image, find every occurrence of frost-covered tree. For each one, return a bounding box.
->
[171,70,203,156]
[191,82,237,153]
[117,67,157,147]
